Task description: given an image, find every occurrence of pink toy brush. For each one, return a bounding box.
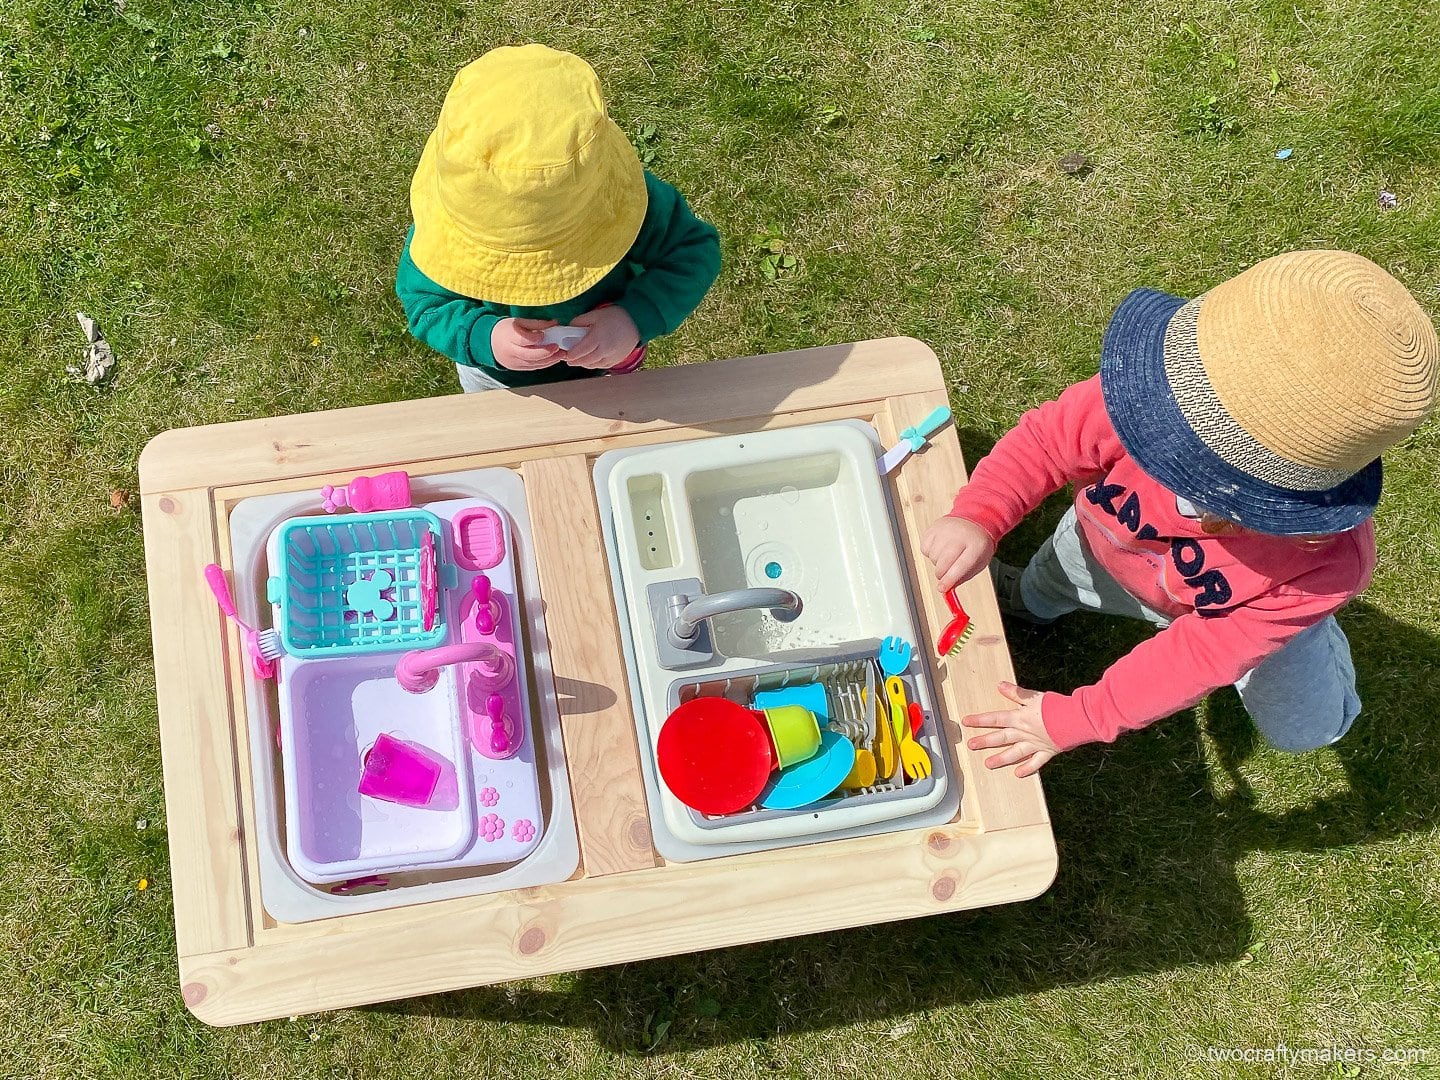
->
[203,563,282,678]
[452,507,505,571]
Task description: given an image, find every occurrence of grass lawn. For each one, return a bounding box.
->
[3,0,1439,1075]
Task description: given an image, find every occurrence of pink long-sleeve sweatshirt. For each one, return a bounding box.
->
[950,375,1375,750]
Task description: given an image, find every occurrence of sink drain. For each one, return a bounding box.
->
[747,541,809,595]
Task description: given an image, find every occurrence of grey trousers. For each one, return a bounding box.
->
[1019,508,1361,752]
[455,363,509,393]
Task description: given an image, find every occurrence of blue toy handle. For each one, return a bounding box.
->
[901,405,952,451]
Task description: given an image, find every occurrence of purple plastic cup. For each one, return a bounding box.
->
[358,733,442,807]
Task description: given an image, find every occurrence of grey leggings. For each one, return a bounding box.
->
[1019,508,1361,752]
[455,363,509,393]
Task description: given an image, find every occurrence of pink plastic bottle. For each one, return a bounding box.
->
[322,471,412,513]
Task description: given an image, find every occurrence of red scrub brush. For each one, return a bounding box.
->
[936,587,974,657]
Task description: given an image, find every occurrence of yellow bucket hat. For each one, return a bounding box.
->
[409,45,647,305]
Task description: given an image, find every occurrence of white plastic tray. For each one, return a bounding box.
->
[228,467,578,923]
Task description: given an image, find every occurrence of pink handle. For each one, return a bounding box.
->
[203,564,239,620]
[486,692,509,754]
[471,575,498,634]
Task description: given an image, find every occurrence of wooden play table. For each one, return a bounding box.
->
[140,338,1056,1026]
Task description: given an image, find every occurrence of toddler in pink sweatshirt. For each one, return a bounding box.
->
[922,251,1437,776]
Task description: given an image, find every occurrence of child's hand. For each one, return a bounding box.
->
[562,305,640,370]
[921,515,996,593]
[963,681,1059,777]
[492,317,563,371]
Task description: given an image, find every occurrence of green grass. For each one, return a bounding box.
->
[3,0,1440,1075]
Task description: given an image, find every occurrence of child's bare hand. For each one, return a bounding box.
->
[921,515,996,593]
[563,305,640,370]
[492,317,562,371]
[963,681,1059,777]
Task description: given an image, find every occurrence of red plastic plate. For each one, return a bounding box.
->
[656,697,774,816]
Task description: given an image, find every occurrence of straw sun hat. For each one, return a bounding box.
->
[408,45,647,305]
[1100,250,1438,534]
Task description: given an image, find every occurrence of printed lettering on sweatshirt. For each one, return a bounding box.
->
[1084,481,1233,611]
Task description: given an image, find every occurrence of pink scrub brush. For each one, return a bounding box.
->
[203,564,282,678]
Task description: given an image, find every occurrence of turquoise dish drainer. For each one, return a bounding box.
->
[266,509,453,657]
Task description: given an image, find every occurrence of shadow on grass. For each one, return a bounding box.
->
[373,433,1440,1054]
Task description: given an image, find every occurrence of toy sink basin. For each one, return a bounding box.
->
[280,652,475,884]
[594,422,956,859]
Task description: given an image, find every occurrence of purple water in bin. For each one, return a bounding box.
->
[359,733,443,807]
[283,653,475,881]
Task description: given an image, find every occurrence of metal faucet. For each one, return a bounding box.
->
[666,587,802,650]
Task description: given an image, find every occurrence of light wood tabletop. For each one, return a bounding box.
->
[140,337,1055,1026]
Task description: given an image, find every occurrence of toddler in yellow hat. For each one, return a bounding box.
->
[920,250,1437,775]
[397,45,721,391]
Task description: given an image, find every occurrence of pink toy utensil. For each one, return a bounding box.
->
[470,574,500,635]
[203,563,280,679]
[321,471,412,514]
[329,875,389,895]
